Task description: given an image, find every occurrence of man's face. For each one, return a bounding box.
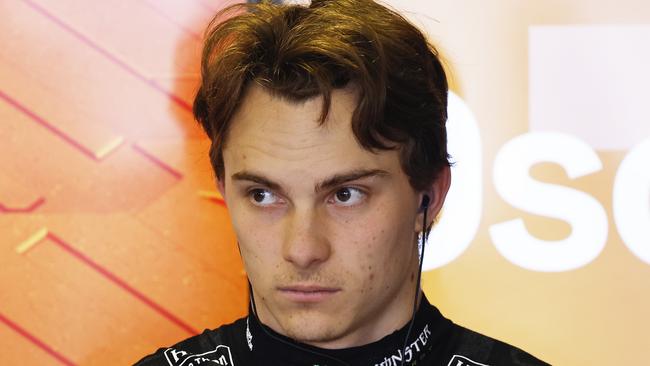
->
[220,84,427,349]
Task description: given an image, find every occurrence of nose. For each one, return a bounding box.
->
[282,206,331,269]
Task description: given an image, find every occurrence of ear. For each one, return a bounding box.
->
[216,177,226,200]
[415,165,451,232]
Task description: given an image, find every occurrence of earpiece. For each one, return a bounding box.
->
[420,194,430,212]
[401,194,431,366]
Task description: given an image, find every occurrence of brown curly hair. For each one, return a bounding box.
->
[193,0,450,191]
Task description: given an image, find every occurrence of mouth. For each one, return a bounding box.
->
[277,285,341,303]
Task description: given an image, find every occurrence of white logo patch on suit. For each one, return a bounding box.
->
[164,345,235,366]
[447,354,490,366]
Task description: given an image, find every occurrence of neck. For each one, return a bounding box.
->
[309,288,423,350]
[247,293,449,366]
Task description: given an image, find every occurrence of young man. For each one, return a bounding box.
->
[136,1,548,365]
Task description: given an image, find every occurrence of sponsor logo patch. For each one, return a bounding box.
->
[447,355,490,366]
[245,317,253,351]
[374,324,432,366]
[164,345,234,366]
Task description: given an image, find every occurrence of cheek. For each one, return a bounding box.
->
[229,208,281,281]
[347,224,410,295]
[355,200,417,287]
[230,202,280,246]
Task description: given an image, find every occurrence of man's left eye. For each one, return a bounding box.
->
[331,187,365,206]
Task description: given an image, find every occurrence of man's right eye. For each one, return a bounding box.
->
[248,188,280,206]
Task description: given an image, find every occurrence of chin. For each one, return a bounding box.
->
[278,309,345,346]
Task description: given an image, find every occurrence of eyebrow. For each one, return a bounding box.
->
[231,169,390,193]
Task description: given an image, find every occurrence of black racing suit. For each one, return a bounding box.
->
[134,295,549,366]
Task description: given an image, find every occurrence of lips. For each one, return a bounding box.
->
[277,285,341,303]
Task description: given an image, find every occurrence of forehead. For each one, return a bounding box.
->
[222,84,403,185]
